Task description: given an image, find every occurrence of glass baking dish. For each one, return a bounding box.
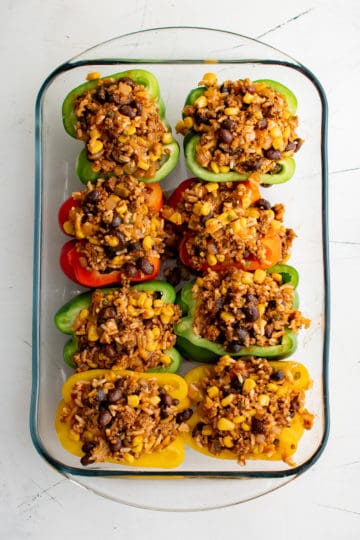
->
[31,27,329,509]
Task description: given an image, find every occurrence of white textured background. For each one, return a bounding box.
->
[1,0,359,538]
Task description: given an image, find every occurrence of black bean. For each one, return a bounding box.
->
[160,410,169,419]
[98,306,117,321]
[85,189,101,204]
[95,86,107,102]
[220,84,230,94]
[103,245,118,258]
[243,304,259,322]
[111,439,123,451]
[219,128,233,144]
[294,138,304,153]
[227,342,242,353]
[235,326,248,344]
[80,454,94,466]
[81,441,96,453]
[98,409,112,426]
[255,198,271,210]
[284,141,297,152]
[160,393,173,407]
[128,241,142,252]
[111,215,122,228]
[222,118,236,131]
[230,376,243,391]
[245,294,259,305]
[95,389,106,401]
[108,389,122,403]
[264,148,281,160]
[251,417,267,434]
[120,105,136,119]
[110,92,121,105]
[264,323,274,339]
[132,100,142,115]
[120,77,135,88]
[257,118,267,129]
[102,344,117,358]
[176,408,193,423]
[270,369,285,381]
[123,263,138,277]
[137,257,154,275]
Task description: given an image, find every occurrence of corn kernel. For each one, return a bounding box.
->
[241,272,253,285]
[89,128,101,139]
[161,132,173,144]
[223,435,234,448]
[69,431,80,441]
[63,221,75,235]
[202,72,218,86]
[201,425,213,436]
[271,219,282,230]
[118,135,128,143]
[105,235,119,247]
[258,303,265,317]
[86,71,101,81]
[175,120,185,132]
[205,182,219,192]
[126,125,137,136]
[160,354,171,366]
[245,207,260,219]
[207,253,218,266]
[79,309,89,319]
[143,308,155,319]
[258,394,270,406]
[233,415,245,424]
[142,235,153,251]
[241,422,251,431]
[183,116,194,129]
[254,269,267,284]
[243,378,256,393]
[220,311,235,324]
[151,326,161,340]
[207,386,219,398]
[137,160,150,171]
[217,418,235,431]
[195,95,208,108]
[132,435,144,447]
[168,211,183,225]
[221,394,234,407]
[123,452,135,464]
[88,138,103,154]
[127,395,140,407]
[272,273,282,283]
[243,92,254,104]
[217,254,225,262]
[219,165,230,173]
[148,396,161,406]
[267,383,278,392]
[210,161,220,174]
[87,324,99,342]
[146,341,158,352]
[224,107,240,116]
[270,126,282,138]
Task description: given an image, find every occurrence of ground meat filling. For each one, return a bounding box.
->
[72,288,181,372]
[60,372,192,466]
[190,356,314,465]
[162,180,296,270]
[176,73,302,176]
[65,176,164,277]
[192,268,310,352]
[74,76,172,178]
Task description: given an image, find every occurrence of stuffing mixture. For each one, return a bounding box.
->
[74,75,173,178]
[176,73,303,176]
[71,288,181,371]
[189,355,314,465]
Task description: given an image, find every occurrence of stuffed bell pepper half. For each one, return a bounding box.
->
[62,69,179,184]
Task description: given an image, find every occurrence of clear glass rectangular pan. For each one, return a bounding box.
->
[31,28,329,495]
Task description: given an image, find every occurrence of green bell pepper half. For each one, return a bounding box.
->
[62,69,180,184]
[54,280,182,373]
[174,264,299,363]
[182,79,298,184]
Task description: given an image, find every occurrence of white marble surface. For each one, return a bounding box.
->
[1,0,359,537]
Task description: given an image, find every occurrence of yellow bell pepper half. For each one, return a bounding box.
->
[55,368,190,469]
[183,360,313,465]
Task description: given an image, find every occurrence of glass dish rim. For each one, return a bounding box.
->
[30,25,330,480]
